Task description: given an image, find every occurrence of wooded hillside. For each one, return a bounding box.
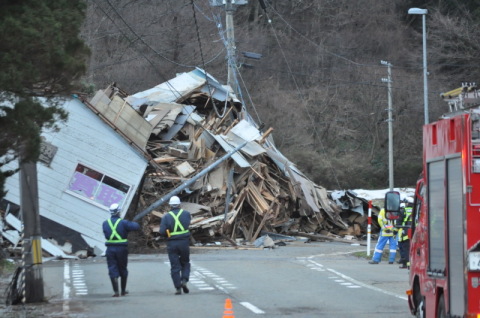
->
[80,0,480,190]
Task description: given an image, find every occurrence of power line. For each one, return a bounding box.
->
[189,0,221,116]
[234,62,262,124]
[265,1,376,68]
[92,0,235,151]
[94,0,183,99]
[91,44,221,69]
[210,2,252,116]
[263,1,480,73]
[243,63,447,96]
[90,0,228,71]
[104,0,197,69]
[263,8,342,189]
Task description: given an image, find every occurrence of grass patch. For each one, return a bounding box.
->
[0,259,17,277]
[353,250,399,262]
[353,251,371,259]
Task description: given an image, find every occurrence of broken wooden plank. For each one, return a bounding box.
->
[190,212,234,229]
[175,161,195,177]
[259,127,274,144]
[153,156,178,163]
[168,147,188,158]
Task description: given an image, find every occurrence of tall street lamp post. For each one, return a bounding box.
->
[408,8,429,125]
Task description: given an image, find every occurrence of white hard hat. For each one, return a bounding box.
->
[109,203,120,215]
[169,196,181,206]
[400,203,406,208]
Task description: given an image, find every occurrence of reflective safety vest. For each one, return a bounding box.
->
[398,207,413,242]
[168,209,189,236]
[107,218,128,243]
[378,209,396,237]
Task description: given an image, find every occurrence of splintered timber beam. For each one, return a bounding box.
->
[133,141,248,221]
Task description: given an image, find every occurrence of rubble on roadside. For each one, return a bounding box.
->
[86,69,382,249]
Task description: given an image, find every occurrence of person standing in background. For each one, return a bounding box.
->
[397,201,413,269]
[369,207,398,264]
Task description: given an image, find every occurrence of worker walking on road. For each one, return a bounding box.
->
[369,207,398,264]
[159,196,192,295]
[102,203,140,297]
[397,201,413,269]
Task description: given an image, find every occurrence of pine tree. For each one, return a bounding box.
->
[0,0,89,199]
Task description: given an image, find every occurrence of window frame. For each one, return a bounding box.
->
[65,163,132,210]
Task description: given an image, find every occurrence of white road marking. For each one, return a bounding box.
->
[308,249,366,258]
[63,261,70,313]
[165,262,263,314]
[240,302,265,314]
[303,260,362,289]
[192,264,237,290]
[326,267,407,300]
[215,284,228,293]
[305,250,407,298]
[72,263,88,296]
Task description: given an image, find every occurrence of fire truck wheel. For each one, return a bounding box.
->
[436,295,446,318]
[414,282,425,318]
[415,296,425,318]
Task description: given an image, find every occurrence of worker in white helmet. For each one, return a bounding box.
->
[368,206,398,265]
[102,203,140,297]
[159,196,191,295]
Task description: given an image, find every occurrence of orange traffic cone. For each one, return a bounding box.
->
[223,298,235,318]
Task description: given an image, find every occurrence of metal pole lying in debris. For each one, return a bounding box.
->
[133,141,248,221]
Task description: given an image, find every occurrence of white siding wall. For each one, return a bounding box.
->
[4,98,148,252]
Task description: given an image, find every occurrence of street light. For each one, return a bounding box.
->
[408,8,429,125]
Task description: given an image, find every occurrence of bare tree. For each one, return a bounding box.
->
[80,0,477,189]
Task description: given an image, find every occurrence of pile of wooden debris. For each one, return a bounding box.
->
[89,69,381,248]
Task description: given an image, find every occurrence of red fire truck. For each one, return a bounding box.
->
[387,84,480,317]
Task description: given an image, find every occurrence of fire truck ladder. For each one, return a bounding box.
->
[441,82,480,111]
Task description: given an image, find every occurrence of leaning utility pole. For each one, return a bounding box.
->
[19,153,44,303]
[209,0,248,96]
[381,60,394,191]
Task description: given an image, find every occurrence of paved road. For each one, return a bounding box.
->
[2,240,413,317]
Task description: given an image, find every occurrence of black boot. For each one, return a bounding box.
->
[181,278,189,294]
[121,276,128,296]
[111,277,119,297]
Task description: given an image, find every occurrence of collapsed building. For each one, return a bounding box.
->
[0,68,381,258]
[87,68,380,247]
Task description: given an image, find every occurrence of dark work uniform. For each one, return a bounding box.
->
[398,207,413,268]
[159,207,191,289]
[102,216,140,279]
